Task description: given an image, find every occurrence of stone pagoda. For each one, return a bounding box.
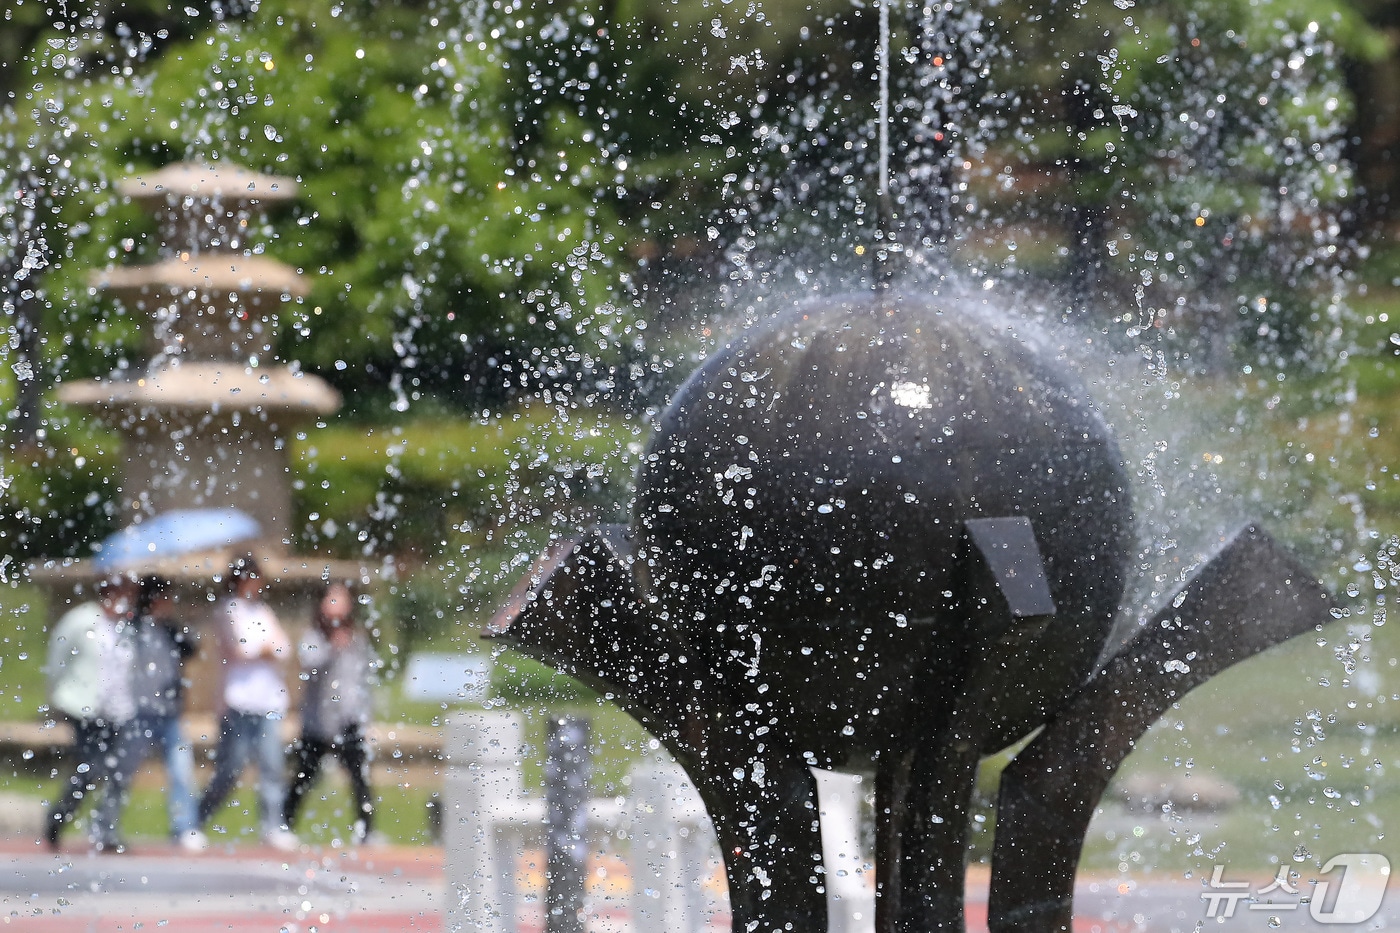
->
[56,161,339,560]
[35,160,380,712]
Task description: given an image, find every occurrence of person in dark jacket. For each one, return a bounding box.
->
[283,581,378,843]
[126,577,206,851]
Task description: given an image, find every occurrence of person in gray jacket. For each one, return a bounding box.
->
[282,581,378,843]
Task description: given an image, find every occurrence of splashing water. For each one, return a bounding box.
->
[702,0,1383,890]
[0,0,1391,909]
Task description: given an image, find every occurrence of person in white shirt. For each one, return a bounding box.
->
[44,575,139,852]
[195,556,299,851]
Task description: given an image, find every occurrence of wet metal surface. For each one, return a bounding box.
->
[489,294,1336,933]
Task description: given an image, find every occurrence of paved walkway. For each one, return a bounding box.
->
[0,838,444,932]
[0,838,1383,932]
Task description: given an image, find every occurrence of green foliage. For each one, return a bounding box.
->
[1092,0,1367,359]
[661,0,1381,366]
[0,414,121,558]
[292,404,639,561]
[384,573,464,663]
[491,651,597,707]
[4,0,1395,395]
[1000,0,1375,359]
[21,0,639,398]
[0,583,51,720]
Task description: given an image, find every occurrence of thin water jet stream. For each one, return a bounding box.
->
[877,0,891,202]
[876,0,896,286]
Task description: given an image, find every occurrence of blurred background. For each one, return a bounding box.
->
[0,0,1398,885]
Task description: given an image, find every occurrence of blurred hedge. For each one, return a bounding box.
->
[0,413,122,560]
[292,404,643,562]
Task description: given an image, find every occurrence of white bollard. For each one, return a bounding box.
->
[813,769,876,933]
[629,754,717,933]
[444,712,527,933]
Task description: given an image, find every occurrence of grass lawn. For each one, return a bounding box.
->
[0,583,53,722]
[1069,265,1400,875]
[18,770,442,848]
[1077,627,1400,875]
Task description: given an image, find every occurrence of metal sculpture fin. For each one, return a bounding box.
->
[987,523,1335,932]
[484,527,829,932]
[483,535,582,637]
[482,524,697,731]
[965,516,1057,617]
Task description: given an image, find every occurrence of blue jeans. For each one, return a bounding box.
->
[129,714,199,836]
[197,710,287,834]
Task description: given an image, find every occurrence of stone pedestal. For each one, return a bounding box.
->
[628,755,715,933]
[813,769,877,933]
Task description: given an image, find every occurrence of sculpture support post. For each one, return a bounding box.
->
[815,769,877,933]
[988,525,1334,932]
[631,756,714,933]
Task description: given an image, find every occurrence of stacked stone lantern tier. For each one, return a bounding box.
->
[91,253,307,366]
[57,361,339,540]
[117,161,298,256]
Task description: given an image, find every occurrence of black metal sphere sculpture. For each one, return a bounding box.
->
[488,293,1333,933]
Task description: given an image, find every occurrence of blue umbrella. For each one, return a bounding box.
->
[91,507,261,572]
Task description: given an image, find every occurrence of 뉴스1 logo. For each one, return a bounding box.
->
[1201,854,1391,923]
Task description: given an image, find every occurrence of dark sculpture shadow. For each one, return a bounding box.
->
[486,293,1335,933]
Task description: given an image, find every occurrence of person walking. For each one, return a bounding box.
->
[196,555,299,851]
[126,577,207,851]
[283,582,379,844]
[44,575,140,852]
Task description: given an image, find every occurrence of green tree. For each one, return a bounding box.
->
[0,1,264,443]
[0,0,648,557]
[12,0,638,410]
[630,0,1382,368]
[1338,0,1400,228]
[1063,0,1385,363]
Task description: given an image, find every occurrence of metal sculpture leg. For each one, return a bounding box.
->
[896,741,981,932]
[684,718,827,933]
[987,524,1334,932]
[874,750,914,931]
[874,702,982,933]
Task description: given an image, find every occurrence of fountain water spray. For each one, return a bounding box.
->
[489,292,1335,932]
[877,0,894,259]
